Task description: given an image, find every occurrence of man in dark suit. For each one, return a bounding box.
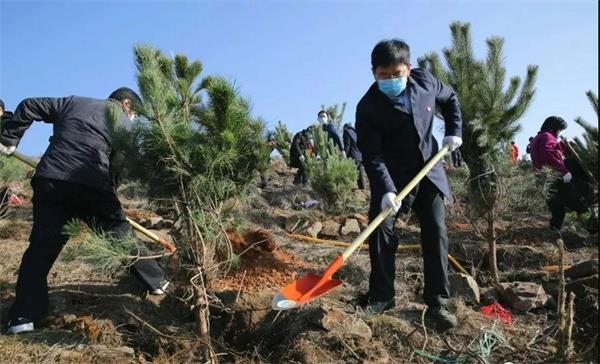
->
[356,39,462,330]
[0,88,169,334]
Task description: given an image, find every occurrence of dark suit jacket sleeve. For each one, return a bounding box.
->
[0,97,65,146]
[342,130,351,155]
[356,105,397,195]
[431,73,462,138]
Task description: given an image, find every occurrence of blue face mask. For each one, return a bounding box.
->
[377,77,407,98]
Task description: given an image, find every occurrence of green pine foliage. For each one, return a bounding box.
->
[572,90,598,182]
[418,22,537,184]
[107,45,265,278]
[305,124,358,212]
[0,156,27,189]
[273,120,293,164]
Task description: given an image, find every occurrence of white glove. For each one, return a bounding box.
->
[443,136,462,152]
[342,151,347,158]
[0,144,16,155]
[563,172,572,183]
[381,192,401,213]
[299,155,306,162]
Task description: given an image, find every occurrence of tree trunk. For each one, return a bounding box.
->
[487,210,500,285]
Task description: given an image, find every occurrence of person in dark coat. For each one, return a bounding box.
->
[0,88,169,334]
[289,128,313,185]
[0,98,9,216]
[318,110,344,152]
[356,39,462,330]
[343,123,366,189]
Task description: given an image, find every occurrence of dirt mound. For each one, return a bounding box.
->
[211,231,317,292]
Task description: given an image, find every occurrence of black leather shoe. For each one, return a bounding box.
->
[365,299,395,315]
[425,306,457,331]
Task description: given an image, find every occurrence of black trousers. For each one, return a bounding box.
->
[547,178,590,230]
[368,178,450,307]
[8,178,166,322]
[293,165,308,185]
[356,162,366,190]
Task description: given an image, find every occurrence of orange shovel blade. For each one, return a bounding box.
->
[272,254,344,310]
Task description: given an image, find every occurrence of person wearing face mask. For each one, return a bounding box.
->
[530,116,593,232]
[317,110,344,153]
[0,88,169,334]
[355,39,462,330]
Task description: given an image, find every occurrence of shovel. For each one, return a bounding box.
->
[272,146,450,310]
[11,150,177,252]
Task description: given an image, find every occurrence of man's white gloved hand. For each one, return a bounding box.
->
[0,144,16,156]
[299,155,306,162]
[381,192,401,214]
[563,172,572,183]
[442,136,462,152]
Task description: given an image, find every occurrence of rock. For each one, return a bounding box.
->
[285,216,302,232]
[320,220,341,238]
[341,218,361,236]
[305,221,323,238]
[499,282,550,312]
[565,260,598,280]
[63,314,77,324]
[449,273,480,304]
[87,345,135,362]
[566,274,599,297]
[481,287,500,305]
[319,307,372,342]
[353,213,368,224]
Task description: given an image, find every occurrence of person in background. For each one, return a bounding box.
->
[530,116,591,231]
[525,137,534,155]
[317,110,344,153]
[0,88,169,334]
[343,123,366,189]
[356,39,462,330]
[509,141,519,165]
[289,128,313,185]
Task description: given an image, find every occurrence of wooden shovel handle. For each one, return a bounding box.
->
[126,218,177,252]
[341,146,449,260]
[12,151,38,169]
[11,151,177,252]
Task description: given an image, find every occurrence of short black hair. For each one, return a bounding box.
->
[510,141,515,144]
[108,87,142,106]
[318,110,328,117]
[0,98,4,111]
[529,137,534,141]
[371,39,411,70]
[541,116,567,134]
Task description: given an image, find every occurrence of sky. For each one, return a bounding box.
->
[1,0,598,158]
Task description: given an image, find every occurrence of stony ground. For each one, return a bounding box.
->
[0,160,598,363]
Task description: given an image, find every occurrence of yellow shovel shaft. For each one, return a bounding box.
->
[341,146,449,260]
[12,151,38,169]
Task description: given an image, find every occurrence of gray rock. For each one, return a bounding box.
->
[341,218,361,236]
[499,282,550,312]
[305,221,323,238]
[449,273,480,304]
[320,220,341,238]
[319,307,372,342]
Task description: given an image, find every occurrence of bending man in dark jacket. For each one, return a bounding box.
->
[0,88,168,334]
[356,39,462,330]
[342,123,366,189]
